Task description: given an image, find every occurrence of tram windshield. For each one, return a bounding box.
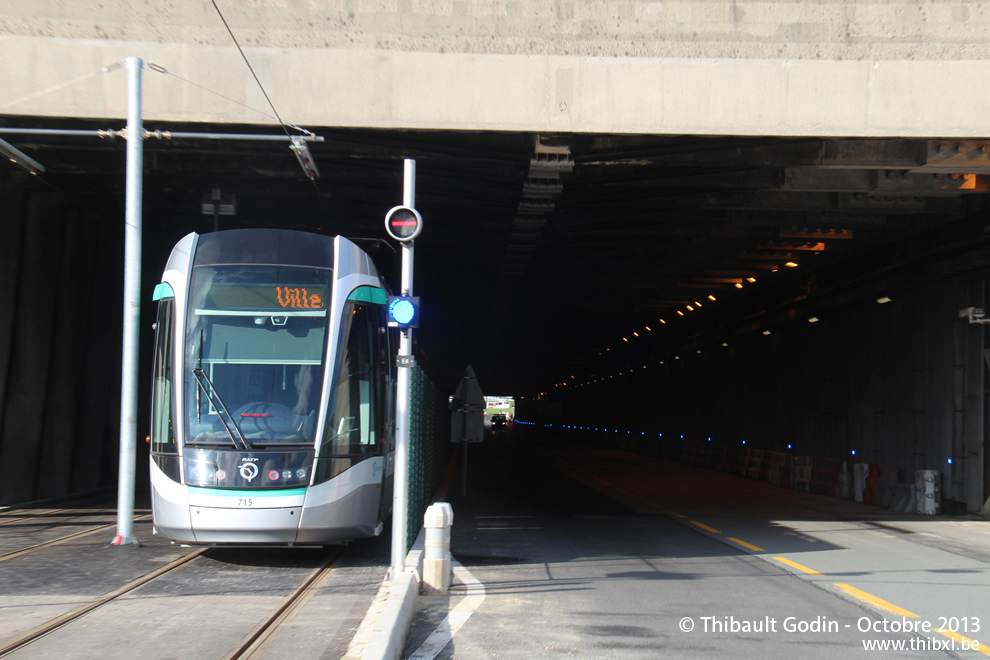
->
[184,265,330,448]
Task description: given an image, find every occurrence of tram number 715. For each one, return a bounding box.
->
[237,498,255,508]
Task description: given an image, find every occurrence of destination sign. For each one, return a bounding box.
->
[207,285,326,310]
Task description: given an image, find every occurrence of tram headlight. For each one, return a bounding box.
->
[295,468,308,480]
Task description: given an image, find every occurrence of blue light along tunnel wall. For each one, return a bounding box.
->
[553,269,990,514]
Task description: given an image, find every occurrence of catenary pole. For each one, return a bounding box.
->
[391,159,416,575]
[112,56,144,546]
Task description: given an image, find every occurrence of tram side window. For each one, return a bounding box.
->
[151,298,177,454]
[323,303,381,456]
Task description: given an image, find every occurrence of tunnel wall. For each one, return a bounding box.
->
[559,271,988,513]
[0,172,124,506]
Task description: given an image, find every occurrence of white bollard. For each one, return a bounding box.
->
[852,463,868,502]
[423,502,454,595]
[915,470,940,515]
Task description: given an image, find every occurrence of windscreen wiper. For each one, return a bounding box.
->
[192,368,252,451]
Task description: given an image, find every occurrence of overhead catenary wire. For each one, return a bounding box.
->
[0,62,122,112]
[210,0,295,143]
[210,0,330,208]
[148,64,314,137]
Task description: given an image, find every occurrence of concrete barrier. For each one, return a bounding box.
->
[423,502,453,596]
[916,470,940,515]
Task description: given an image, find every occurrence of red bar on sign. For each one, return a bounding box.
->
[391,220,418,226]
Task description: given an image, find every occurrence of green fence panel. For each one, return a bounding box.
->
[406,365,450,551]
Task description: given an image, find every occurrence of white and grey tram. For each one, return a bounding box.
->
[149,228,396,545]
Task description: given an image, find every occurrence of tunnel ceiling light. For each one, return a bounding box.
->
[746,277,756,283]
[694,301,702,307]
[877,296,892,304]
[659,318,667,324]
[808,316,820,323]
[785,261,799,268]
[686,305,694,311]
[644,326,651,331]
[763,330,772,335]
[708,295,717,301]
[677,310,684,316]
[735,283,744,289]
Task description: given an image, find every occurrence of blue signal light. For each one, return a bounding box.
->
[388,296,420,328]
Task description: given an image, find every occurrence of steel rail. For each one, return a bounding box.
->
[224,548,344,660]
[0,514,151,563]
[0,548,207,657]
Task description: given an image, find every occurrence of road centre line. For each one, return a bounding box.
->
[727,537,765,552]
[932,627,990,656]
[563,458,989,653]
[831,583,919,618]
[567,465,777,550]
[772,556,823,575]
[690,520,720,534]
[831,583,990,654]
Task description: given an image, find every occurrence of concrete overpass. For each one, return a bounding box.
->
[4,0,990,136]
[3,1,990,515]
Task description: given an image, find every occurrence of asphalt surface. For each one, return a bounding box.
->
[4,427,990,659]
[401,427,990,659]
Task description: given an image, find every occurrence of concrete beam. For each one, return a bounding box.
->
[4,10,990,138]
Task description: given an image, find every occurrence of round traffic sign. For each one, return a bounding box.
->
[384,205,423,242]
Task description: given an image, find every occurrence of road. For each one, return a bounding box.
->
[403,430,990,658]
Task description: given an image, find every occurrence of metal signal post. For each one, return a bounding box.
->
[390,159,419,577]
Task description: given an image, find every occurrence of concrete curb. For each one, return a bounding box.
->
[359,527,426,660]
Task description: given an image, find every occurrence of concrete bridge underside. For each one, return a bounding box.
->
[3,0,990,137]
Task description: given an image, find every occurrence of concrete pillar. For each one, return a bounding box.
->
[422,502,453,595]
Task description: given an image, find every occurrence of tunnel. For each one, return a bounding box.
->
[2,122,989,515]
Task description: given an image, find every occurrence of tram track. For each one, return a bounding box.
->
[0,545,346,659]
[0,513,151,563]
[0,547,208,658]
[0,508,75,526]
[224,547,344,660]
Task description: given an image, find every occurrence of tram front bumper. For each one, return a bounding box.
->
[189,505,302,544]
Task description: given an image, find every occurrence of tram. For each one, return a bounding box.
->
[148,228,396,545]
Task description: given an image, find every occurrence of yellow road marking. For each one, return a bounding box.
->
[773,556,822,575]
[832,583,918,617]
[934,627,990,656]
[728,537,764,552]
[691,520,720,534]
